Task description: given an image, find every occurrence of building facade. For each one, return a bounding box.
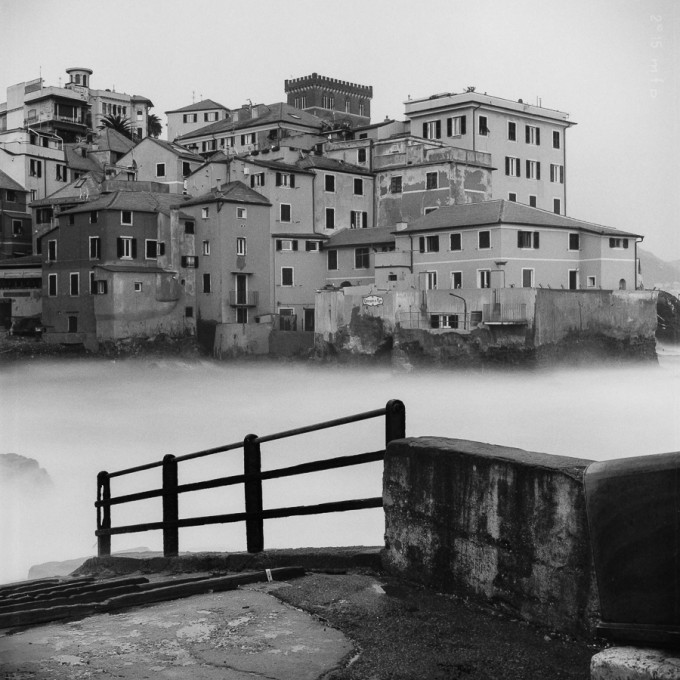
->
[165,99,230,143]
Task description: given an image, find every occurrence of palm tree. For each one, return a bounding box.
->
[99,114,133,140]
[147,113,162,139]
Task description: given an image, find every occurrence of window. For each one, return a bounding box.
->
[202,273,211,293]
[121,210,133,225]
[12,220,22,235]
[450,233,462,251]
[134,282,143,292]
[89,271,96,294]
[569,233,580,251]
[553,198,561,214]
[250,172,265,187]
[117,237,136,259]
[203,240,211,256]
[156,163,166,178]
[479,270,491,288]
[550,164,564,183]
[182,162,191,177]
[430,314,459,330]
[183,113,197,123]
[423,121,442,139]
[522,268,535,288]
[325,207,335,229]
[324,174,336,192]
[145,239,158,259]
[525,125,540,145]
[89,236,100,260]
[529,195,537,208]
[508,192,517,202]
[204,112,218,122]
[353,178,363,195]
[568,270,578,290]
[357,148,367,163]
[56,164,67,182]
[505,157,521,177]
[47,240,57,261]
[281,267,294,286]
[424,207,438,215]
[276,239,298,251]
[280,203,292,222]
[390,176,402,193]
[327,249,338,270]
[276,172,295,187]
[185,306,194,318]
[517,231,540,249]
[6,190,16,202]
[322,94,334,109]
[67,316,78,333]
[90,211,98,224]
[426,172,438,190]
[236,237,246,255]
[451,271,463,289]
[526,160,541,180]
[68,214,75,226]
[48,273,57,296]
[587,276,596,288]
[508,121,517,141]
[553,130,561,149]
[447,115,466,137]
[236,308,248,323]
[424,271,437,290]
[69,272,79,296]
[355,247,370,269]
[479,115,489,136]
[237,207,247,219]
[29,159,42,177]
[419,235,440,253]
[305,241,320,252]
[294,96,307,109]
[350,210,368,229]
[241,133,256,145]
[201,207,209,219]
[185,220,195,234]
[181,255,198,268]
[609,238,629,249]
[478,231,491,249]
[359,102,366,116]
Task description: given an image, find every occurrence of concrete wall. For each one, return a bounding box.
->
[382,437,598,636]
[214,321,271,357]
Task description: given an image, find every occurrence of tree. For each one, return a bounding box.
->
[147,113,162,139]
[99,114,133,140]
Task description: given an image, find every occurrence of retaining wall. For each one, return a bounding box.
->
[382,437,599,636]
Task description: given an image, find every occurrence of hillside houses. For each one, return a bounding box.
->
[0,67,648,356]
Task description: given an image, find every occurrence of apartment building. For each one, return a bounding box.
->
[166,99,230,143]
[0,169,32,258]
[404,90,574,214]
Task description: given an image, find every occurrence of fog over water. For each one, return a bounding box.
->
[2,351,679,585]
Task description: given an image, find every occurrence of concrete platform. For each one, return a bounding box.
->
[591,646,680,679]
[0,586,352,679]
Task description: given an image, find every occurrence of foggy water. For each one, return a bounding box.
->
[1,350,679,585]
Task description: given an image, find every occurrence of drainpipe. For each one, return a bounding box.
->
[471,105,481,153]
[563,126,568,214]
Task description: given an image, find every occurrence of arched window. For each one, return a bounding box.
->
[619,279,627,290]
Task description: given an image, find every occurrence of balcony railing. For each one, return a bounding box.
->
[229,290,258,307]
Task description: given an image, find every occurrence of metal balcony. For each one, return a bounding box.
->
[229,290,258,307]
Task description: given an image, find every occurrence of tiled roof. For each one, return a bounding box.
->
[147,138,204,161]
[95,128,135,155]
[30,172,103,207]
[0,169,26,193]
[165,99,229,114]
[325,226,395,248]
[176,103,325,141]
[178,181,270,207]
[60,191,192,217]
[402,200,643,238]
[297,155,372,176]
[244,156,315,174]
[64,145,103,173]
[95,264,167,274]
[0,254,42,268]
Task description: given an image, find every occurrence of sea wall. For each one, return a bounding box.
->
[382,437,599,636]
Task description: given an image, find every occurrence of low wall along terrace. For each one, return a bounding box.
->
[382,437,599,636]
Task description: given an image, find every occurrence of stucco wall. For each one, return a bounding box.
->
[214,321,271,357]
[382,437,598,636]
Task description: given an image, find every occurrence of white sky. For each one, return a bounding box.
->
[2,0,678,259]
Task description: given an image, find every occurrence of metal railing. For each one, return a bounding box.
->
[95,400,406,557]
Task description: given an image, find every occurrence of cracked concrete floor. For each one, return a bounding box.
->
[0,587,352,679]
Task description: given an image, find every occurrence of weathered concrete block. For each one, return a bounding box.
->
[591,647,680,680]
[382,437,598,636]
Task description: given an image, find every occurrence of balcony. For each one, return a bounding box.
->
[482,303,528,325]
[229,290,258,307]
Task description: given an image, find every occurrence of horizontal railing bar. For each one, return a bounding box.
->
[254,408,387,444]
[97,497,383,536]
[105,408,386,478]
[96,450,385,508]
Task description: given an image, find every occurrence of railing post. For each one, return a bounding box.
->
[244,434,264,553]
[385,399,406,445]
[97,471,111,557]
[162,454,179,557]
